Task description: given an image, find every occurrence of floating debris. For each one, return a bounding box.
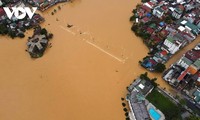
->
[67,24,73,28]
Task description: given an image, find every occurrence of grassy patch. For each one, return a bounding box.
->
[146,89,182,120]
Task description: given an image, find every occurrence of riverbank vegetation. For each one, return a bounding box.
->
[139,72,158,87]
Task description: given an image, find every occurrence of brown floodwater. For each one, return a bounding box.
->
[0,0,197,120]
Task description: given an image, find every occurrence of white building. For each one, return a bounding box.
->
[176,56,193,69]
[153,6,164,18]
[0,0,2,6]
[163,36,182,54]
[163,69,174,81]
[176,0,184,3]
[172,8,183,19]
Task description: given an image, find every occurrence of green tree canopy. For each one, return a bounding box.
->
[187,115,200,120]
[154,63,166,73]
[18,33,25,38]
[40,28,47,35]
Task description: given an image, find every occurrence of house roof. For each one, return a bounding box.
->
[151,35,162,43]
[193,59,200,69]
[160,50,168,56]
[178,4,184,11]
[142,17,150,23]
[146,13,151,17]
[160,29,169,37]
[193,89,200,103]
[0,8,5,17]
[159,22,165,26]
[141,5,151,12]
[194,44,200,50]
[188,65,198,75]
[166,36,174,43]
[149,59,157,65]
[155,6,164,13]
[161,6,168,11]
[185,50,200,62]
[182,56,193,65]
[180,19,187,25]
[178,26,185,31]
[146,27,154,34]
[147,1,154,7]
[138,12,144,18]
[128,91,150,120]
[144,2,154,9]
[185,22,199,30]
[197,72,200,83]
[177,68,189,81]
[149,23,156,29]
[128,78,154,96]
[27,34,47,53]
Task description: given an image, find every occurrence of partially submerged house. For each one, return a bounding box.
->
[27,34,48,57]
[126,78,154,120]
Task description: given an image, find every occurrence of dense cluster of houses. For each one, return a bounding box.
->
[132,0,200,71]
[163,43,200,108]
[0,0,44,38]
[26,0,68,11]
[0,0,59,57]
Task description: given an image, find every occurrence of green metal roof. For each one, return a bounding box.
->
[175,8,183,14]
[194,90,200,102]
[136,93,145,101]
[166,36,174,43]
[185,22,199,30]
[156,7,164,13]
[182,56,193,65]
[193,59,200,68]
[149,23,156,29]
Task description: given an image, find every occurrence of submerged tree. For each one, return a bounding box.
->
[154,63,166,73]
[123,108,128,112]
[122,103,126,107]
[40,28,47,35]
[18,33,25,38]
[58,6,61,10]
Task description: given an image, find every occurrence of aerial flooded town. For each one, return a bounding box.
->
[0,0,200,120]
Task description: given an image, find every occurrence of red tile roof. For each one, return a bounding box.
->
[162,6,168,11]
[160,50,168,56]
[177,68,189,81]
[160,29,169,37]
[185,50,200,62]
[149,59,157,65]
[188,65,198,75]
[146,27,154,34]
[141,17,150,23]
[138,12,144,18]
[147,2,154,7]
[151,35,161,43]
[0,8,5,17]
[141,5,151,12]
